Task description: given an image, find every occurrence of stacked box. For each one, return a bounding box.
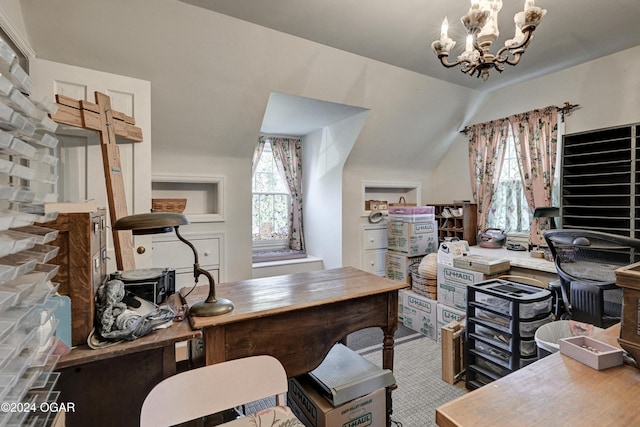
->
[288,376,386,427]
[437,303,466,342]
[385,252,425,283]
[453,254,510,275]
[437,264,500,311]
[436,240,470,266]
[401,289,438,340]
[387,220,438,256]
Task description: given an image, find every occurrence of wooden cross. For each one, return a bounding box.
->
[50,91,143,271]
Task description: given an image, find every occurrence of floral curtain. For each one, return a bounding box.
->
[486,179,530,232]
[509,106,559,247]
[467,119,509,233]
[268,136,305,252]
[252,138,266,176]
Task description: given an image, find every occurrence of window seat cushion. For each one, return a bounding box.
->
[252,249,307,263]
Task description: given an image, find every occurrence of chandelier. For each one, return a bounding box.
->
[431,0,547,81]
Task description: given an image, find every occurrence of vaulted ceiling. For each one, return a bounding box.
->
[181,0,640,92]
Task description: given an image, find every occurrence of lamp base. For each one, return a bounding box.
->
[189,297,234,317]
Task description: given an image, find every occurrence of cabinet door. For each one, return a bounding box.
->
[29,58,153,270]
[152,232,222,290]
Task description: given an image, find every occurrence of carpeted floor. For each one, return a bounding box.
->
[353,329,467,427]
[244,325,467,427]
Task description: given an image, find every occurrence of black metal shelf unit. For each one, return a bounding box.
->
[561,124,640,237]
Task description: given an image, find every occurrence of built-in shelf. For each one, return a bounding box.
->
[152,174,224,222]
[361,181,421,217]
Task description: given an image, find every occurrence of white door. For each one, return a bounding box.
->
[28,58,153,270]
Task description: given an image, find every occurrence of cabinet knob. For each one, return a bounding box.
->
[137,246,146,254]
[203,250,210,257]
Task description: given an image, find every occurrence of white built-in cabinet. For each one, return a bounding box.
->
[151,175,225,287]
[152,231,222,292]
[361,223,388,276]
[360,181,421,275]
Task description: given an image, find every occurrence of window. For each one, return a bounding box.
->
[486,128,531,233]
[252,141,290,249]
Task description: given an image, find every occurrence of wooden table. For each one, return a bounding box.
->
[436,324,640,427]
[182,267,408,425]
[56,305,201,427]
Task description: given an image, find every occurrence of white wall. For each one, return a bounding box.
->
[303,111,369,269]
[432,44,640,203]
[11,0,640,279]
[14,0,477,280]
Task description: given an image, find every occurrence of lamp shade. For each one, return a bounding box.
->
[533,207,559,218]
[113,212,190,235]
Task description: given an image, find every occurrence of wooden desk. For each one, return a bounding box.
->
[56,313,201,427]
[182,267,407,424]
[436,324,640,427]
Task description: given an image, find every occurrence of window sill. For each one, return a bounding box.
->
[252,254,322,269]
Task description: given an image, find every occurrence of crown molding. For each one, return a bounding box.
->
[0,7,36,59]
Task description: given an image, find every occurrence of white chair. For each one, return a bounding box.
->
[140,355,305,427]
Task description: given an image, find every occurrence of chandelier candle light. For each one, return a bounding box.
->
[431,0,546,80]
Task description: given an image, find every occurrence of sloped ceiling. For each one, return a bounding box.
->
[181,0,640,91]
[16,0,640,171]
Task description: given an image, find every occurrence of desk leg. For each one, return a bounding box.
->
[383,291,399,427]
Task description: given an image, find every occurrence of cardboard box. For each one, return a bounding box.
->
[436,240,470,266]
[441,318,466,384]
[387,220,438,256]
[437,303,466,342]
[401,290,438,340]
[288,376,387,427]
[437,264,499,311]
[453,254,510,275]
[385,252,425,283]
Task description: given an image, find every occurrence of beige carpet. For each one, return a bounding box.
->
[243,329,468,427]
[357,332,468,427]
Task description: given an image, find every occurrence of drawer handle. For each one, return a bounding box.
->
[203,250,210,257]
[137,246,146,254]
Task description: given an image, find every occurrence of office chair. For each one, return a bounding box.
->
[140,355,305,427]
[544,229,640,328]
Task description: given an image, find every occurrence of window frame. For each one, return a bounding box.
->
[251,141,292,251]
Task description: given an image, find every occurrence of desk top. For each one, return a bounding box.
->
[436,324,640,427]
[57,295,201,369]
[182,267,408,330]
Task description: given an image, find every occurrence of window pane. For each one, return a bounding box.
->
[253,142,289,194]
[252,193,289,240]
[487,129,531,233]
[252,141,291,242]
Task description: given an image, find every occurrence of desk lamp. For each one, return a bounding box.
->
[533,207,560,229]
[113,212,234,317]
[530,207,560,251]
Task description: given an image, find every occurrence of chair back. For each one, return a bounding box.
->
[140,355,289,427]
[544,229,640,285]
[544,229,640,327]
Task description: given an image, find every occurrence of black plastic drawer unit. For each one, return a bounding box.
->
[465,279,553,390]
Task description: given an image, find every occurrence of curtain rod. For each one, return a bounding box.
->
[259,133,302,140]
[460,102,580,134]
